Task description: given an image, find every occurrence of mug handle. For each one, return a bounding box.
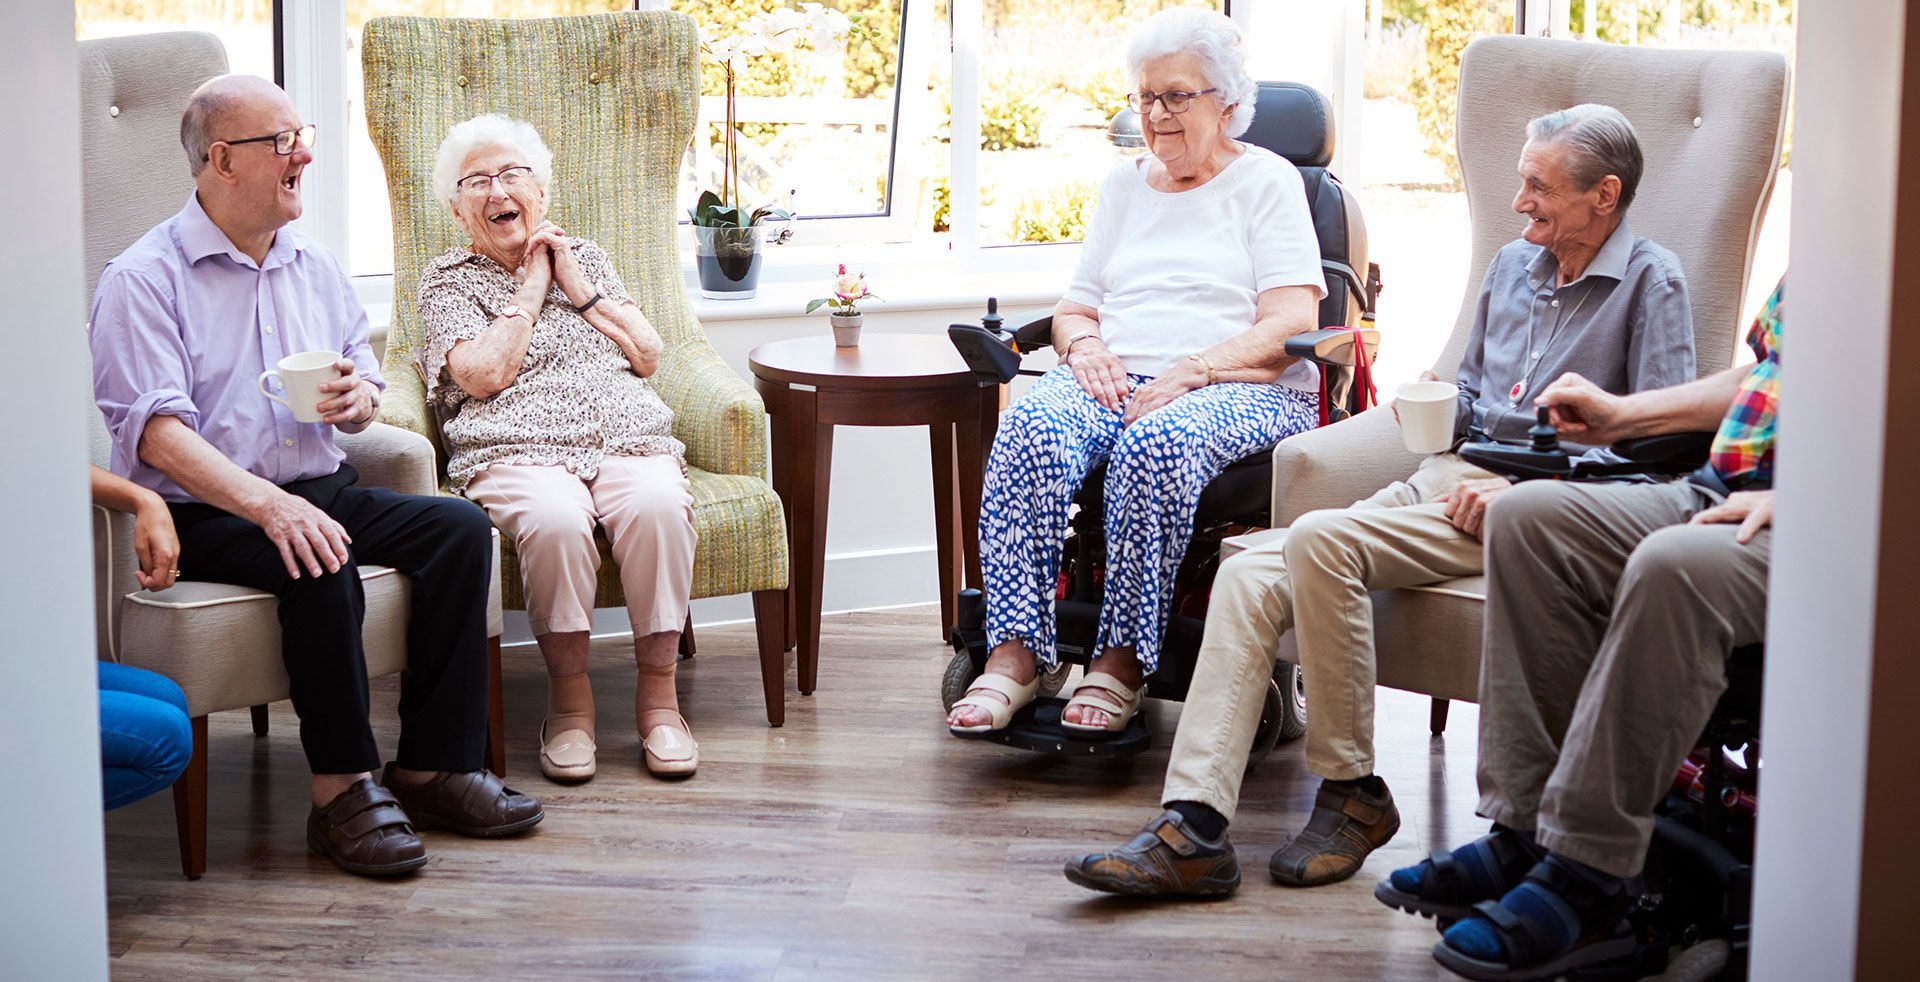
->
[258,370,292,408]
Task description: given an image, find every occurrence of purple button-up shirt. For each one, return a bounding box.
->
[90,194,384,504]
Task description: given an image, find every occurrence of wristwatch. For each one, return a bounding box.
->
[499,303,531,325]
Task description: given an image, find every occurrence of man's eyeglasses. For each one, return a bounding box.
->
[205,124,316,160]
[456,165,537,197]
[1126,88,1220,115]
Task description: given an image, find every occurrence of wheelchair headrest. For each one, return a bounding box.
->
[1241,81,1334,168]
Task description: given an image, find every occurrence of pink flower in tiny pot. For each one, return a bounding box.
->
[805,264,881,316]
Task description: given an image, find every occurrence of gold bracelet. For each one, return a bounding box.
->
[1186,351,1217,385]
[1060,332,1096,360]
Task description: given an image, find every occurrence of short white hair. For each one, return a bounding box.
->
[1125,8,1257,138]
[431,113,554,204]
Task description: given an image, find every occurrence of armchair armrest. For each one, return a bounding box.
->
[652,341,768,479]
[374,360,433,444]
[1283,327,1381,368]
[1270,405,1423,525]
[338,423,439,497]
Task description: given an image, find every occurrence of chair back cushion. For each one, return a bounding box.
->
[79,31,229,659]
[361,11,706,409]
[1437,35,1788,378]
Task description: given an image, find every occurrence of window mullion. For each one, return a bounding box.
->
[280,0,351,263]
[948,0,982,259]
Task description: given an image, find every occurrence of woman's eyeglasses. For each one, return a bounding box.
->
[456,165,537,197]
[1126,88,1219,115]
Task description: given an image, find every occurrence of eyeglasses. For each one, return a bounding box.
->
[456,165,537,197]
[1127,88,1220,115]
[205,124,316,160]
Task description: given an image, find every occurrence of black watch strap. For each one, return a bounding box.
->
[577,291,605,314]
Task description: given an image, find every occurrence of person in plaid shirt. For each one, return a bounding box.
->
[1374,280,1783,982]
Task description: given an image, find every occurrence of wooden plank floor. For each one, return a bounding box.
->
[104,606,1481,980]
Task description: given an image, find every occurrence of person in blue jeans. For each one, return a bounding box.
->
[92,464,192,810]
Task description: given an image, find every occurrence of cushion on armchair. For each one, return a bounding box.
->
[361,10,789,604]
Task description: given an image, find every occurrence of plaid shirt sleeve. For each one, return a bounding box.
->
[1708,282,1783,487]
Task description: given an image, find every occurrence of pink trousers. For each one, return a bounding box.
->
[466,456,696,638]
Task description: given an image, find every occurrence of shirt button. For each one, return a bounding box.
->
[1550,299,1560,308]
[284,439,294,447]
[265,324,275,334]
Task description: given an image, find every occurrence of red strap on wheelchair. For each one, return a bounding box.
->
[1317,326,1378,427]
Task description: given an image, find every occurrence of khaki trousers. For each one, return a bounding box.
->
[1162,454,1494,820]
[466,456,697,638]
[1477,480,1769,877]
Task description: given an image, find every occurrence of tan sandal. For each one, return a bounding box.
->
[639,708,698,778]
[538,718,597,783]
[947,671,1040,734]
[1060,671,1145,734]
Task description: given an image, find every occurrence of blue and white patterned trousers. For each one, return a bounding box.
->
[980,366,1320,673]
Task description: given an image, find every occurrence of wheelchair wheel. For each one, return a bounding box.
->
[1246,677,1287,768]
[1037,661,1072,699]
[1275,660,1307,743]
[1659,939,1729,982]
[940,649,981,713]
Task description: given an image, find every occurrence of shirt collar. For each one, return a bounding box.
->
[175,191,302,270]
[1526,219,1636,292]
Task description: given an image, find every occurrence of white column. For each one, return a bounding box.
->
[280,0,351,262]
[0,1,109,978]
[1751,1,1902,978]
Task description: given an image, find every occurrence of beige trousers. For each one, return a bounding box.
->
[465,456,696,638]
[1162,454,1493,820]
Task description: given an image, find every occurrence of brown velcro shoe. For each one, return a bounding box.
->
[306,777,429,877]
[1268,778,1401,887]
[381,764,544,838]
[1063,810,1241,898]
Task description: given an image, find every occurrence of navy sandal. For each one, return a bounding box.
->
[1430,857,1635,982]
[1376,826,1539,924]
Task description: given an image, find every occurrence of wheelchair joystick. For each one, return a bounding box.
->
[1457,405,1575,481]
[1529,406,1562,453]
[981,296,1003,335]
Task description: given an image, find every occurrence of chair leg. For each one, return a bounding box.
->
[752,589,788,727]
[250,704,269,737]
[172,715,208,880]
[486,635,507,777]
[678,608,696,659]
[1430,697,1451,735]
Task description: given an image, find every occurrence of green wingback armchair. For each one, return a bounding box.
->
[362,10,793,725]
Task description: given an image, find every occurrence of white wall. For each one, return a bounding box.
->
[0,1,110,977]
[1750,0,1899,976]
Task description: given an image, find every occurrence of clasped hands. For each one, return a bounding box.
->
[1066,337,1209,425]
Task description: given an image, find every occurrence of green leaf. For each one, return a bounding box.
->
[696,189,722,214]
[804,298,828,314]
[751,206,794,225]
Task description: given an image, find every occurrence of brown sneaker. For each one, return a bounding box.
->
[1268,778,1401,887]
[381,764,544,838]
[306,777,429,877]
[1063,810,1241,898]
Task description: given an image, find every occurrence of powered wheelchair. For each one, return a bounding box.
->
[1460,415,1762,982]
[941,81,1382,762]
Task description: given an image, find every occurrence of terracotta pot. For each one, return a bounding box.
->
[830,312,862,347]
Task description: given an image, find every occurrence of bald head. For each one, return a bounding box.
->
[180,74,290,176]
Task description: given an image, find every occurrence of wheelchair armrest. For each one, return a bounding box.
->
[1283,327,1381,368]
[1011,312,1055,350]
[1612,431,1715,470]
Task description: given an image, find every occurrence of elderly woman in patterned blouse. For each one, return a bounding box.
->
[419,114,697,782]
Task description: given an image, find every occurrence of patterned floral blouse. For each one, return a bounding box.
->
[418,236,684,493]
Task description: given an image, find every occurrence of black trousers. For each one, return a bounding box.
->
[170,466,494,774]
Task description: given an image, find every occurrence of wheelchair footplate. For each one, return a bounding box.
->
[951,697,1151,757]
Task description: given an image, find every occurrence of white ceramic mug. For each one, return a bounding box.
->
[259,350,343,424]
[1395,380,1458,454]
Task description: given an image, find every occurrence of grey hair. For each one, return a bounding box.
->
[1526,104,1645,212]
[431,113,555,205]
[1125,8,1257,138]
[180,86,239,176]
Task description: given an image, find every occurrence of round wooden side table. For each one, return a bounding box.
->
[748,334,1002,697]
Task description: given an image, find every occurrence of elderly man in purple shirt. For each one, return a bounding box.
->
[90,75,542,877]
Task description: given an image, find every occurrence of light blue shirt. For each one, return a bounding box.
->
[90,193,383,503]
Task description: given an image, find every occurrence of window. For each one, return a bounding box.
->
[76,0,278,81]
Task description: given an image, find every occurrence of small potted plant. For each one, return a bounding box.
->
[807,264,879,346]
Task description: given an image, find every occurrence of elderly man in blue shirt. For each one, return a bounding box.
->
[90,75,542,878]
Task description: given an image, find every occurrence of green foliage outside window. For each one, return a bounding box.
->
[1003,177,1099,243]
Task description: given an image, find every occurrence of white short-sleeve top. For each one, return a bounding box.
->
[1061,143,1328,390]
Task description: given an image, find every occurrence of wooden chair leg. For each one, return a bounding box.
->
[485,635,507,777]
[172,715,208,880]
[678,608,696,659]
[752,589,788,727]
[249,704,269,737]
[1430,697,1451,735]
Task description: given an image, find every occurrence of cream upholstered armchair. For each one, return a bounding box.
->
[81,32,507,880]
[1242,35,1789,731]
[360,11,792,725]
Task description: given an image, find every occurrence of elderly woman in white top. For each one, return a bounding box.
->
[419,114,698,781]
[946,8,1327,737]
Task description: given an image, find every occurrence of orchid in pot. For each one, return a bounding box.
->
[693,3,857,300]
[807,264,879,346]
